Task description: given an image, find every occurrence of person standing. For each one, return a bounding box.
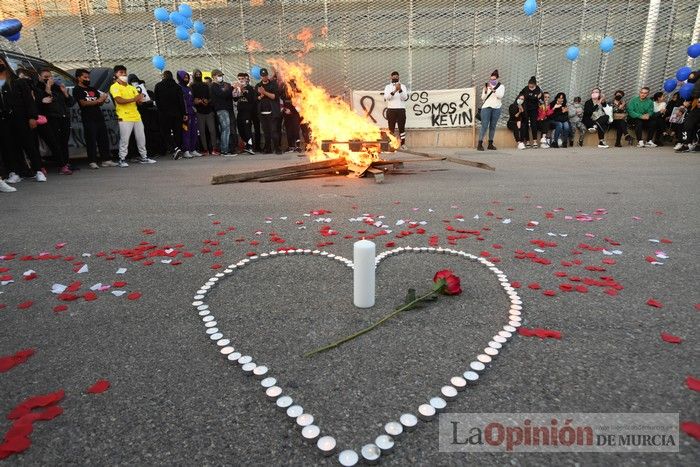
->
[210,69,236,156]
[383,71,409,149]
[518,76,542,148]
[73,69,115,169]
[626,87,654,148]
[38,69,73,174]
[109,65,156,167]
[256,67,282,154]
[191,69,218,156]
[477,70,504,151]
[233,72,256,155]
[176,71,200,158]
[0,56,45,183]
[154,70,185,159]
[582,88,610,148]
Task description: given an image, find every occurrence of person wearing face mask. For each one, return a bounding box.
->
[256,67,282,154]
[191,69,218,156]
[610,90,632,147]
[176,71,200,158]
[582,88,610,148]
[0,58,45,184]
[383,71,409,149]
[477,70,504,151]
[210,69,236,156]
[507,94,526,149]
[626,87,655,148]
[518,76,542,148]
[109,64,156,167]
[154,70,186,160]
[567,97,586,147]
[73,69,114,169]
[37,68,74,175]
[233,72,256,155]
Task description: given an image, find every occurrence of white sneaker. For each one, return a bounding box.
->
[517,142,526,150]
[138,157,157,164]
[588,127,597,133]
[598,141,609,148]
[0,180,16,193]
[101,160,119,167]
[89,162,99,169]
[35,171,47,182]
[191,150,203,157]
[223,152,237,157]
[557,138,563,147]
[541,142,550,148]
[6,172,21,184]
[117,160,129,168]
[645,141,657,148]
[183,151,193,159]
[637,141,645,148]
[673,142,683,150]
[540,136,548,144]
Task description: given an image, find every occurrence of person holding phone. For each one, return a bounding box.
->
[383,71,409,150]
[477,70,504,151]
[38,68,74,175]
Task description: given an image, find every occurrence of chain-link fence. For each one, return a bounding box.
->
[2,0,699,108]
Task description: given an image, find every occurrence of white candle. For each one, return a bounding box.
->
[353,239,376,308]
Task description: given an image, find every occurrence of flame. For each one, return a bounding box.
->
[246,39,264,53]
[295,27,315,58]
[269,59,399,166]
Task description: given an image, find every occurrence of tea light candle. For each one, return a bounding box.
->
[317,435,337,456]
[353,239,376,308]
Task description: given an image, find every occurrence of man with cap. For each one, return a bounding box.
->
[191,69,218,155]
[383,71,409,149]
[210,69,236,156]
[233,72,257,155]
[256,67,282,154]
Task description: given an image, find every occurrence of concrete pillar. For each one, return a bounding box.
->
[638,0,661,88]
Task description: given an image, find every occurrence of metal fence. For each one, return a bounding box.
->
[2,0,699,107]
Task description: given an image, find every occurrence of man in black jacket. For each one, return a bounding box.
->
[256,68,282,154]
[38,68,73,174]
[519,76,542,148]
[154,70,185,159]
[676,70,700,152]
[210,69,236,156]
[191,69,218,155]
[73,68,114,169]
[234,72,256,155]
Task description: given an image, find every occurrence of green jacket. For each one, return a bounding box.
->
[627,96,654,119]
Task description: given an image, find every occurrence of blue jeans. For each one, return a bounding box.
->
[216,110,231,153]
[553,121,571,142]
[479,107,501,142]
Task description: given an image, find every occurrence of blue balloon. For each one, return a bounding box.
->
[689,43,700,59]
[0,18,22,38]
[523,0,537,16]
[679,82,694,100]
[663,78,678,93]
[183,18,194,30]
[175,26,190,41]
[154,7,169,22]
[190,32,205,49]
[676,66,692,81]
[178,4,193,18]
[152,55,166,71]
[600,36,615,53]
[169,12,185,26]
[566,46,579,61]
[251,65,262,81]
[193,21,206,34]
[6,31,20,42]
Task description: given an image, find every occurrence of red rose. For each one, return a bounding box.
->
[433,269,462,295]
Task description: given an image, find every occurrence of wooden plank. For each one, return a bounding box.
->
[257,166,348,183]
[366,167,385,183]
[211,158,347,184]
[396,149,495,171]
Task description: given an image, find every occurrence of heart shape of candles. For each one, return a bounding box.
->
[191,246,523,464]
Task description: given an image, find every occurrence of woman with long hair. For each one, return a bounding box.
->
[582,87,610,148]
[549,92,571,148]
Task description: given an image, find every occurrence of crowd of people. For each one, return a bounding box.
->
[477,71,700,151]
[2,53,699,194]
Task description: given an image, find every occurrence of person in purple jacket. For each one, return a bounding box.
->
[176,71,200,158]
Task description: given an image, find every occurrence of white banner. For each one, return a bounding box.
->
[351,88,476,129]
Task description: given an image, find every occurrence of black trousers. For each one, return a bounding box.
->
[681,108,700,144]
[386,108,407,145]
[83,117,111,163]
[260,113,279,152]
[250,112,262,151]
[521,110,538,141]
[629,118,651,142]
[159,113,183,153]
[237,113,253,149]
[284,111,300,147]
[611,119,629,145]
[37,115,70,166]
[0,114,41,175]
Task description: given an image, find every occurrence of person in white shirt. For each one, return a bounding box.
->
[383,71,409,149]
[477,70,505,151]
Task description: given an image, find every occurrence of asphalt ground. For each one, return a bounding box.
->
[0,145,698,466]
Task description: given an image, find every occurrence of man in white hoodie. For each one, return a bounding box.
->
[384,71,409,150]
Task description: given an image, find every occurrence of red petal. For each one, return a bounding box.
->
[86,379,110,394]
[510,281,521,289]
[112,281,127,288]
[211,264,222,269]
[660,238,673,244]
[680,421,700,441]
[8,390,65,420]
[646,298,663,308]
[528,283,541,290]
[542,290,557,296]
[660,332,682,344]
[53,305,68,313]
[127,292,142,301]
[385,242,396,248]
[17,301,33,310]
[0,434,31,457]
[0,349,35,373]
[518,327,562,339]
[83,291,98,302]
[686,376,700,392]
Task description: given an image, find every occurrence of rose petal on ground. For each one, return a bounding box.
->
[543,290,557,296]
[680,421,700,441]
[126,292,142,301]
[17,301,33,310]
[53,305,68,313]
[518,327,562,339]
[528,283,541,290]
[660,332,682,344]
[646,298,663,308]
[686,376,700,392]
[86,379,110,394]
[0,349,35,373]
